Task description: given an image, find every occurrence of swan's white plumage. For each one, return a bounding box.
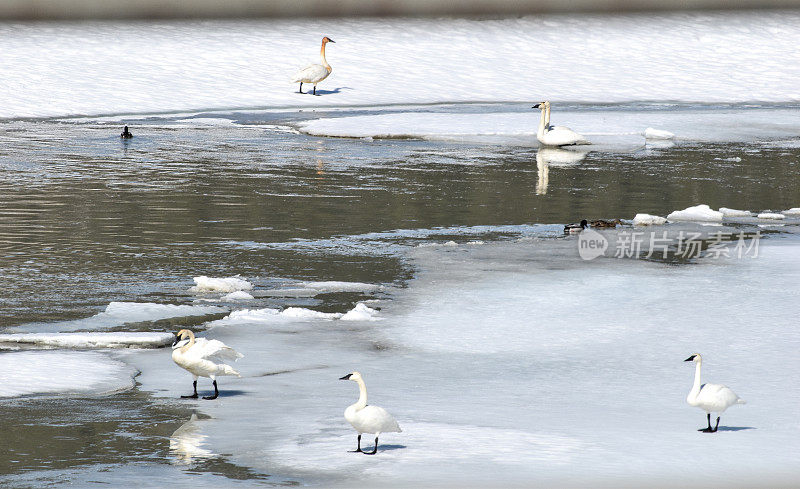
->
[535,101,589,147]
[345,404,402,435]
[292,36,334,93]
[342,371,401,436]
[172,330,242,380]
[292,64,330,85]
[686,353,745,415]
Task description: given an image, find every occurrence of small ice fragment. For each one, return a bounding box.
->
[467,240,485,245]
[191,275,253,293]
[443,241,458,246]
[782,207,800,215]
[340,303,381,321]
[757,212,785,220]
[719,207,753,217]
[221,291,254,301]
[632,213,667,226]
[644,128,674,140]
[666,204,723,222]
[714,157,742,162]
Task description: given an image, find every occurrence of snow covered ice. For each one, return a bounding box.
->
[3,12,800,119]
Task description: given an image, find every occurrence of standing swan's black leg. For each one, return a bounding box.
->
[181,380,198,399]
[699,413,713,432]
[349,434,363,453]
[364,436,378,455]
[313,85,317,96]
[298,82,304,94]
[712,416,720,433]
[203,380,219,400]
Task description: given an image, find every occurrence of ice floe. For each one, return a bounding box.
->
[782,208,800,215]
[644,127,674,140]
[0,351,136,398]
[666,204,723,222]
[0,332,174,349]
[13,302,228,333]
[222,291,255,301]
[757,212,786,220]
[191,275,253,293]
[632,213,667,226]
[719,207,754,217]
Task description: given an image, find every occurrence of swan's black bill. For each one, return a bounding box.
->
[339,374,352,380]
[684,355,697,362]
[532,104,541,109]
[328,39,336,43]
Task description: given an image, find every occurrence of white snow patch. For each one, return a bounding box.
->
[719,207,754,217]
[632,213,667,226]
[644,127,674,140]
[221,291,255,301]
[13,302,228,333]
[191,275,254,293]
[782,208,800,215]
[666,204,723,222]
[340,303,380,321]
[757,212,786,220]
[0,332,174,349]
[0,351,136,398]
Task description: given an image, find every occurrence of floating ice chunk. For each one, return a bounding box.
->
[644,127,674,140]
[16,302,228,333]
[191,275,253,293]
[714,156,742,162]
[221,291,254,301]
[0,351,136,398]
[0,332,174,349]
[340,303,381,321]
[279,308,343,320]
[757,212,786,220]
[632,213,667,226]
[467,240,485,245]
[719,207,753,217]
[666,204,723,222]
[443,241,458,246]
[783,207,800,215]
[301,281,382,293]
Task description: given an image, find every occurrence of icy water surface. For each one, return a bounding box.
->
[1,105,800,487]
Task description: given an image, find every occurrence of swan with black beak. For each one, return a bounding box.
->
[340,371,401,454]
[172,329,242,400]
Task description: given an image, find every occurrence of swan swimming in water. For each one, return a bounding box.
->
[293,36,335,95]
[172,329,242,400]
[685,354,745,432]
[340,371,401,454]
[533,102,589,147]
[120,126,133,139]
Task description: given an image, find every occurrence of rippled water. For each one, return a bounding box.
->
[2,105,800,485]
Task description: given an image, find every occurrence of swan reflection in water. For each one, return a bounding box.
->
[535,148,589,195]
[170,414,214,465]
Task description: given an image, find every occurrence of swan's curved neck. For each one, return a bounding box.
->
[320,41,331,71]
[180,330,195,353]
[537,107,548,138]
[691,360,702,394]
[545,104,551,127]
[353,378,368,410]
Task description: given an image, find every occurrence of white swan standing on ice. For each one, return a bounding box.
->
[172,329,242,400]
[340,371,401,454]
[533,101,590,147]
[292,36,335,95]
[685,353,745,432]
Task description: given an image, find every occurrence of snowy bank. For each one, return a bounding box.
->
[0,332,174,349]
